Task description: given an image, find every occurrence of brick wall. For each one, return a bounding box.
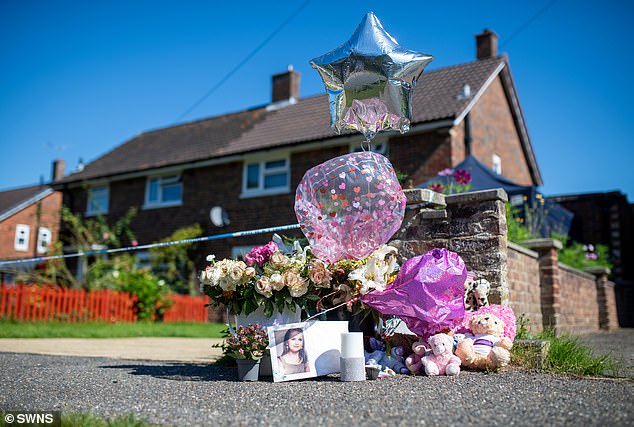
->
[467,77,534,186]
[507,242,543,334]
[397,190,619,336]
[0,191,62,260]
[389,128,453,186]
[558,265,599,335]
[390,188,510,305]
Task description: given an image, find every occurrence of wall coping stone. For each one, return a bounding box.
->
[559,262,596,280]
[522,238,563,251]
[403,188,446,207]
[445,188,508,204]
[585,266,611,276]
[508,241,538,258]
[420,209,448,220]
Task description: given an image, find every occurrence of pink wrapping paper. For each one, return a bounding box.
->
[361,248,467,339]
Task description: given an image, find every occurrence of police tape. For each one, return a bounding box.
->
[0,223,301,267]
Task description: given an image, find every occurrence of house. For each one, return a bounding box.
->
[53,30,542,266]
[0,160,65,283]
[548,191,634,326]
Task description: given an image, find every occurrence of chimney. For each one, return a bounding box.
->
[272,65,300,103]
[476,29,498,60]
[51,159,66,181]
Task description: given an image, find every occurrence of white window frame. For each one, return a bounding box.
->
[492,153,502,175]
[37,227,52,254]
[86,185,109,216]
[349,137,389,156]
[144,174,183,209]
[14,224,30,252]
[240,153,290,198]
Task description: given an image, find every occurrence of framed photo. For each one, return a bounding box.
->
[267,321,348,382]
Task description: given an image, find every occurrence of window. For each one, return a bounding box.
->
[86,185,109,215]
[492,154,502,175]
[241,157,290,197]
[37,227,52,254]
[145,174,183,207]
[14,224,30,252]
[350,140,389,155]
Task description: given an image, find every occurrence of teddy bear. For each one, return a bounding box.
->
[464,278,491,311]
[421,333,461,376]
[454,313,513,370]
[364,337,409,374]
[405,340,428,374]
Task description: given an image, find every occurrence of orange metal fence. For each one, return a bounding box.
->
[0,284,209,323]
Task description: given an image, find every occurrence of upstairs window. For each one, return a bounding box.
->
[241,156,290,197]
[86,185,109,215]
[145,174,183,208]
[14,224,30,252]
[37,227,52,254]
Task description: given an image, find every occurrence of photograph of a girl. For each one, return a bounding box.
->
[277,328,310,375]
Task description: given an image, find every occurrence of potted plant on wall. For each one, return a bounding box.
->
[221,324,269,381]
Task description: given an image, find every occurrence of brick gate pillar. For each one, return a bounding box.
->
[524,238,563,335]
[586,267,619,330]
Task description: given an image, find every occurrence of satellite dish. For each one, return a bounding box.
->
[210,206,230,227]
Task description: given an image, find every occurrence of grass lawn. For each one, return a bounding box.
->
[0,319,226,339]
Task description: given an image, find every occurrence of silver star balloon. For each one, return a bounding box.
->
[310,12,433,141]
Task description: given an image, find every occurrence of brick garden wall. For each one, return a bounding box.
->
[558,264,599,335]
[507,243,543,334]
[397,189,620,335]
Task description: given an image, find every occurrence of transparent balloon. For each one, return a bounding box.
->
[294,151,406,263]
[310,12,433,141]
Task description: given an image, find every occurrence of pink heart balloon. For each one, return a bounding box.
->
[294,151,406,263]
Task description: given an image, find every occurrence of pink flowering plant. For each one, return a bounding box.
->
[221,324,269,360]
[427,168,472,195]
[200,239,401,317]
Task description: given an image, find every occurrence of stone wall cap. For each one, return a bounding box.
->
[522,238,563,250]
[584,266,611,276]
[403,188,446,207]
[445,188,508,204]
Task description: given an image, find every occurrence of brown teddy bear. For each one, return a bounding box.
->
[454,313,513,370]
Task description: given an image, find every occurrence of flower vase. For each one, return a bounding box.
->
[236,359,261,382]
[234,304,301,378]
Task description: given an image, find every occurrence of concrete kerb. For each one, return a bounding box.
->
[0,337,225,363]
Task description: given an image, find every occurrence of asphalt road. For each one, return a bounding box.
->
[1,330,633,427]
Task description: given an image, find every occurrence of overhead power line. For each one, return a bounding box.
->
[500,0,558,48]
[175,0,312,123]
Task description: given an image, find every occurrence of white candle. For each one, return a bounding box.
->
[340,332,364,359]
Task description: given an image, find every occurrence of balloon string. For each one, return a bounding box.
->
[304,297,360,322]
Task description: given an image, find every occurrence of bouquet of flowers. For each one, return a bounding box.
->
[221,324,269,360]
[200,238,400,318]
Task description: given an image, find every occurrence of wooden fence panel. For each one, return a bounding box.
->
[0,284,209,323]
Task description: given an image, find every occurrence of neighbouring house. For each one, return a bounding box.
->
[53,30,542,267]
[548,191,634,326]
[0,160,65,283]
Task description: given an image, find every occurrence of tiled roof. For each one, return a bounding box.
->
[0,185,52,221]
[57,57,522,184]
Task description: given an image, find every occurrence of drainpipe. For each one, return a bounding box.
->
[464,113,472,157]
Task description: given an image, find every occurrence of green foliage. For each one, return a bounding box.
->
[117,268,172,321]
[510,315,623,377]
[61,412,155,427]
[514,313,532,340]
[541,332,623,377]
[0,319,226,338]
[554,234,612,271]
[149,224,204,295]
[505,202,537,243]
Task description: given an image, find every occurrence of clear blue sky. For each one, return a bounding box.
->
[1,0,633,201]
